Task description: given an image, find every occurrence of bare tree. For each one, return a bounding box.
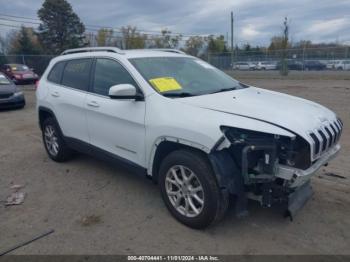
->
[149,29,182,49]
[121,26,146,49]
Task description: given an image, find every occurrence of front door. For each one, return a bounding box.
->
[85,58,146,166]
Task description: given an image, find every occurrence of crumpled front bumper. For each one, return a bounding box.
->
[276,144,341,188]
[285,180,313,220]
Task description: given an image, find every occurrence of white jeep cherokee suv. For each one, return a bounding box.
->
[36,47,342,229]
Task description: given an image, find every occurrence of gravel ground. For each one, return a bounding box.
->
[0,71,349,255]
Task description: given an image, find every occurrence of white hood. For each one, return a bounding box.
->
[180,87,337,140]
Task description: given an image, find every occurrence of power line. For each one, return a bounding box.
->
[0,17,40,26]
[0,13,216,37]
[0,18,178,38]
[0,13,39,21]
[0,22,190,44]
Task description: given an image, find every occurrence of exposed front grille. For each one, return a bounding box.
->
[0,93,13,99]
[309,119,343,160]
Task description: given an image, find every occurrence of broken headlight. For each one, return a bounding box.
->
[220,126,311,171]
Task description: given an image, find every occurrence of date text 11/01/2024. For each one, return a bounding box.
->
[127,255,219,261]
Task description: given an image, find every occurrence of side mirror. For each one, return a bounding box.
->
[108,84,143,100]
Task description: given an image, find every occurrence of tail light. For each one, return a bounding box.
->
[35,80,40,89]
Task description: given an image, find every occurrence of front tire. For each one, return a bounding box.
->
[42,118,73,162]
[159,150,229,229]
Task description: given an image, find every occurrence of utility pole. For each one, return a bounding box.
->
[231,11,234,69]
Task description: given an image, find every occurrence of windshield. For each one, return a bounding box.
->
[10,64,29,71]
[0,74,11,85]
[129,57,245,97]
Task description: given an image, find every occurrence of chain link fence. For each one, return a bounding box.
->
[208,47,350,70]
[1,47,350,76]
[0,54,55,75]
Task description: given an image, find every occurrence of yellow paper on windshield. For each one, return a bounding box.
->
[149,77,182,92]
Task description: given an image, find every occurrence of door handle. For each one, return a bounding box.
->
[87,101,100,108]
[51,91,60,97]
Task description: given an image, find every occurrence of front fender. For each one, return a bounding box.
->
[146,135,214,176]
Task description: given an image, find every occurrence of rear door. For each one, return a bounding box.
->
[85,58,146,166]
[47,58,92,143]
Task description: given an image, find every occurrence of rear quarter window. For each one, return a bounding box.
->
[47,61,65,84]
[61,59,92,91]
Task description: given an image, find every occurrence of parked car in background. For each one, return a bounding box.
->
[277,60,303,71]
[326,60,338,70]
[0,73,25,109]
[335,60,350,70]
[256,61,277,70]
[233,62,256,70]
[304,60,326,71]
[0,64,39,84]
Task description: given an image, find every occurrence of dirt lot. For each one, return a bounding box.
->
[0,71,349,255]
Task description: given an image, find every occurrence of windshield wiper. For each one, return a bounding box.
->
[210,87,237,94]
[163,92,195,97]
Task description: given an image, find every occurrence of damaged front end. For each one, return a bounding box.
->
[209,126,335,220]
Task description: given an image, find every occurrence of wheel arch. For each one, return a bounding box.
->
[38,106,61,133]
[149,137,211,183]
[148,136,241,194]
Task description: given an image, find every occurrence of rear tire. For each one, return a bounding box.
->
[42,117,73,162]
[159,149,229,229]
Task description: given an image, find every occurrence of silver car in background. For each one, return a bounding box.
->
[233,62,256,70]
[256,61,277,70]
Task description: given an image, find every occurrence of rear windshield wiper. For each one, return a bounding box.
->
[163,92,195,97]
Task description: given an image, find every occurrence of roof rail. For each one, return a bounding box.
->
[61,47,125,55]
[149,49,186,54]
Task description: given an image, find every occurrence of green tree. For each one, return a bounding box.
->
[207,35,226,53]
[185,36,205,56]
[268,36,285,51]
[37,0,86,54]
[121,26,146,49]
[244,43,251,52]
[0,50,6,65]
[9,27,41,55]
[95,28,115,46]
[0,35,6,65]
[0,35,5,53]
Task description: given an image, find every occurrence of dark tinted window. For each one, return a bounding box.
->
[62,59,92,90]
[92,58,136,96]
[47,61,65,84]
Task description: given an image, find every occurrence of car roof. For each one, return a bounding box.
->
[123,49,188,59]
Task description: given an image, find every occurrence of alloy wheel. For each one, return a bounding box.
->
[165,165,205,218]
[44,125,59,156]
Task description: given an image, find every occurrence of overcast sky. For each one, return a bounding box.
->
[0,0,349,46]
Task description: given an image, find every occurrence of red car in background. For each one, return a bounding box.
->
[0,64,39,84]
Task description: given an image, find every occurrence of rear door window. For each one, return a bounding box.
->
[47,61,65,84]
[62,59,92,91]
